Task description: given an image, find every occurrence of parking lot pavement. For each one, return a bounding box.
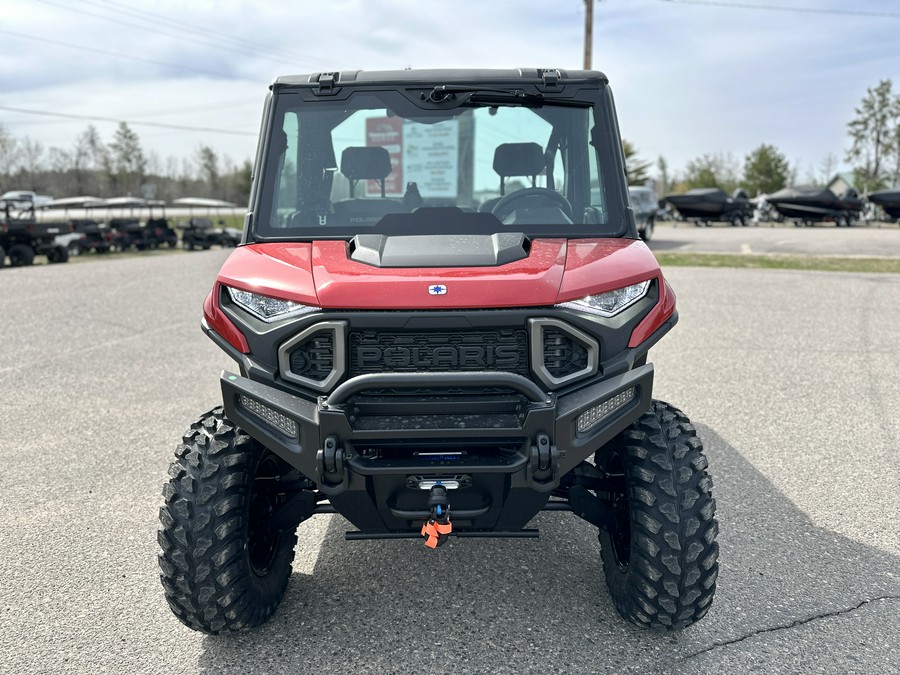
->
[0,251,898,674]
[648,221,900,257]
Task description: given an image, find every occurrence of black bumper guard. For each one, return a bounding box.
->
[221,365,654,496]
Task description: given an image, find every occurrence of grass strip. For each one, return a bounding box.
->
[654,252,900,274]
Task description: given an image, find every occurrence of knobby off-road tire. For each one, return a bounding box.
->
[47,245,69,263]
[158,407,298,634]
[596,400,718,629]
[8,243,35,267]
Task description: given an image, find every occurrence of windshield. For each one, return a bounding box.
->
[252,86,629,240]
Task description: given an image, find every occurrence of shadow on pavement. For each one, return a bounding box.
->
[198,424,900,674]
[646,237,689,252]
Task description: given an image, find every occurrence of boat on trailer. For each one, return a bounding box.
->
[866,188,900,221]
[766,186,863,226]
[664,187,753,226]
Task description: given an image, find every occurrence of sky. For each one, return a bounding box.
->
[2,0,899,184]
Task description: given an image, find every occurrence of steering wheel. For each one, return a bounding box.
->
[490,188,573,221]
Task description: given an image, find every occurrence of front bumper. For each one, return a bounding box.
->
[221,365,653,532]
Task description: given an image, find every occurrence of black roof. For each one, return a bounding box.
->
[272,68,608,88]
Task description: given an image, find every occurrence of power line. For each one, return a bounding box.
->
[36,0,302,68]
[0,105,256,136]
[4,100,260,128]
[80,0,342,69]
[0,28,232,78]
[115,100,260,121]
[663,0,900,18]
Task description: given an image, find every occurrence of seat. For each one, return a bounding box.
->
[479,142,546,213]
[480,142,572,223]
[332,146,406,225]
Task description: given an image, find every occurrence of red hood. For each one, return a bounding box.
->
[216,238,662,310]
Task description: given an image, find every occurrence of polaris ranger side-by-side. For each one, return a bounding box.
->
[1,198,70,267]
[159,68,719,634]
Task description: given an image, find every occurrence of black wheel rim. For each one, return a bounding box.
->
[607,453,632,571]
[247,452,284,575]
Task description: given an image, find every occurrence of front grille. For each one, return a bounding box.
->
[289,332,334,382]
[278,320,346,392]
[542,327,589,379]
[529,318,599,389]
[348,329,529,378]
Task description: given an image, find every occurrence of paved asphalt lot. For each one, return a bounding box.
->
[650,219,899,257]
[1,231,898,674]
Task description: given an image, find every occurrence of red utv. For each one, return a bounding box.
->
[159,69,718,634]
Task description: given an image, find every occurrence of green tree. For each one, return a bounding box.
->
[235,159,252,204]
[742,143,790,195]
[108,122,146,195]
[623,140,651,185]
[195,144,220,195]
[682,152,740,193]
[846,79,899,192]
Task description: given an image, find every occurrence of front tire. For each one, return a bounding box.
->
[48,245,69,263]
[596,400,718,629]
[8,244,35,267]
[158,408,298,634]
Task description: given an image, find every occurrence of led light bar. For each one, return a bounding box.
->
[239,394,298,438]
[576,387,636,434]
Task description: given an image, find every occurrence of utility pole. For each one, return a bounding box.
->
[583,0,593,70]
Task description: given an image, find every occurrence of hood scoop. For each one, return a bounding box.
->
[350,232,529,268]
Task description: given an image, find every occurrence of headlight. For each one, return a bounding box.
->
[226,286,320,323]
[558,280,650,317]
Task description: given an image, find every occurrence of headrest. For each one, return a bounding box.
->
[340,146,393,180]
[493,142,545,177]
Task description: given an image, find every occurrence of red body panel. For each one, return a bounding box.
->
[214,238,663,308]
[216,243,319,306]
[206,237,675,350]
[311,239,567,309]
[629,278,677,348]
[203,286,249,353]
[558,239,663,302]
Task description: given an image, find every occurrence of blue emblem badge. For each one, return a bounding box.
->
[428,284,448,295]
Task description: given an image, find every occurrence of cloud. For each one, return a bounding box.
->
[2,0,898,178]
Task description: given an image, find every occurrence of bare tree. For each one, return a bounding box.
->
[0,124,21,187]
[818,152,837,186]
[656,156,670,196]
[18,137,46,190]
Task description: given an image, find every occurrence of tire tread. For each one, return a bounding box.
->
[599,400,719,629]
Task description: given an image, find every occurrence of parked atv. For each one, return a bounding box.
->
[181,217,240,250]
[159,68,719,635]
[69,219,114,255]
[147,217,179,249]
[1,198,70,267]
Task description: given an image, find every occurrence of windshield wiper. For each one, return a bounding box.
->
[425,85,545,105]
[424,85,589,108]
